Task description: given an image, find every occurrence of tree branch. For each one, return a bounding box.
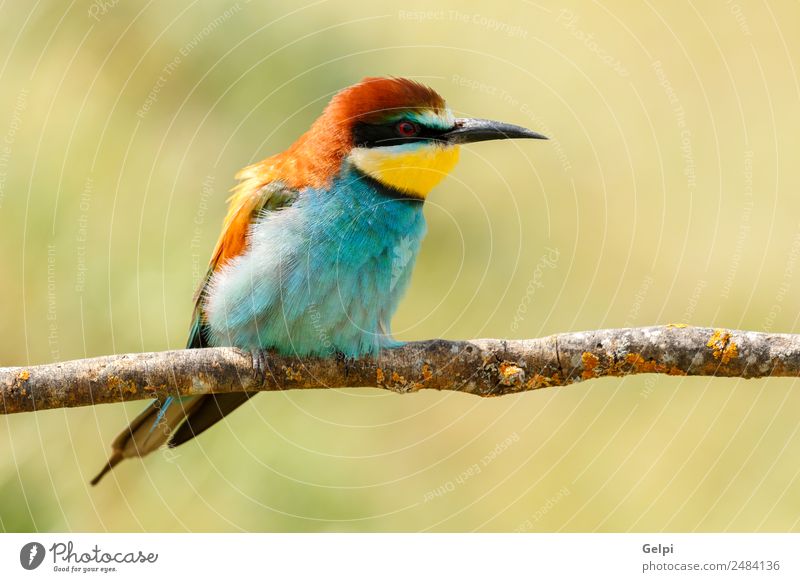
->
[2,325,798,415]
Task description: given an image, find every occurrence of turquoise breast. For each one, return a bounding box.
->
[204,162,427,357]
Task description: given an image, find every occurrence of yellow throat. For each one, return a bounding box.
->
[350,143,461,199]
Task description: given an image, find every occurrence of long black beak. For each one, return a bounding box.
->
[442,118,548,145]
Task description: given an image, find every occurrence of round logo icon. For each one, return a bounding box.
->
[19,542,46,570]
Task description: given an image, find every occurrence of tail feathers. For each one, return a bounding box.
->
[168,392,253,448]
[89,451,123,486]
[91,392,255,486]
[90,395,203,486]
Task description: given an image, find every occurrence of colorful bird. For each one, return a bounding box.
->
[91,77,546,485]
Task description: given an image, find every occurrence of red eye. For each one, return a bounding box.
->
[395,121,419,137]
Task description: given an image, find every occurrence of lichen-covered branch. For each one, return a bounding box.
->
[1,325,798,415]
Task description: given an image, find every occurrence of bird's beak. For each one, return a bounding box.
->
[441,118,548,145]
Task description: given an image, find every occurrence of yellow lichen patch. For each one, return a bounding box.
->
[581,352,600,379]
[527,372,563,389]
[106,375,137,394]
[391,371,407,386]
[421,363,433,382]
[624,353,687,376]
[376,367,385,386]
[17,370,30,382]
[707,329,739,364]
[625,352,667,374]
[498,362,525,387]
[625,352,648,369]
[143,382,169,393]
[721,341,739,364]
[283,366,302,382]
[706,329,729,357]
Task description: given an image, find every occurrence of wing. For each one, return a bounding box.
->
[187,172,300,348]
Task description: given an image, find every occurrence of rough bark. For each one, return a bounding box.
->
[1,325,798,415]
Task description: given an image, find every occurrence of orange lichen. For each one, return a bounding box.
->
[498,362,525,386]
[376,367,385,386]
[624,353,687,376]
[707,329,739,364]
[527,372,563,389]
[17,370,30,382]
[581,352,600,379]
[391,371,406,386]
[421,363,433,382]
[283,366,302,382]
[722,341,739,364]
[106,375,137,394]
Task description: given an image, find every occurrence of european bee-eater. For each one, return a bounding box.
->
[91,76,546,485]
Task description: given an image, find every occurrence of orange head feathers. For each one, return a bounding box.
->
[236,77,448,192]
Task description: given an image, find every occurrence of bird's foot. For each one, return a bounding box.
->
[334,350,354,378]
[250,349,270,385]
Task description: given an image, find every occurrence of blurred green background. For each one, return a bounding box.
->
[2,0,800,532]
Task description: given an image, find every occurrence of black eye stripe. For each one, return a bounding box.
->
[353,121,449,148]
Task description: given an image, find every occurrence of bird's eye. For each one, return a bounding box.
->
[395,121,419,138]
